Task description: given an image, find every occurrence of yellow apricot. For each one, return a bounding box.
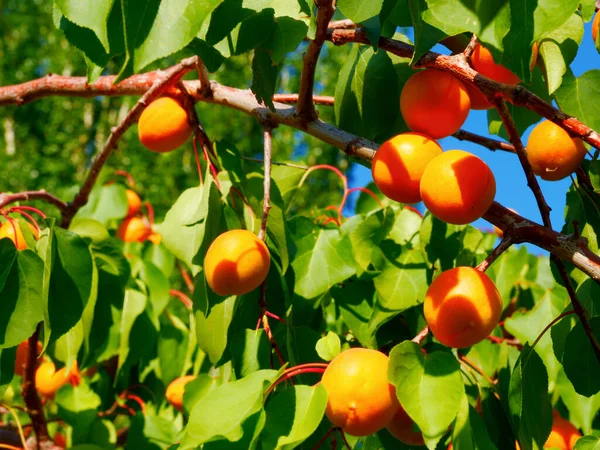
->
[386,405,425,446]
[321,348,399,437]
[400,69,471,139]
[126,190,141,217]
[371,133,443,204]
[35,361,80,398]
[0,220,27,250]
[117,217,152,243]
[138,97,192,153]
[166,375,196,412]
[424,267,502,348]
[526,120,587,181]
[420,150,496,225]
[204,230,270,296]
[545,411,581,449]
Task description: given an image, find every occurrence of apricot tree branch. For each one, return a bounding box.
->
[476,236,513,272]
[295,0,336,121]
[60,56,199,228]
[272,94,334,105]
[196,59,212,98]
[412,326,430,344]
[328,19,355,29]
[326,28,600,151]
[22,325,48,448]
[463,34,479,59]
[258,127,273,241]
[452,130,516,153]
[0,190,67,211]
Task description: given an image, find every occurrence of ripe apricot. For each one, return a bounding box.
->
[386,405,424,446]
[126,189,141,217]
[420,150,496,225]
[526,120,587,181]
[423,267,502,348]
[0,220,27,250]
[14,340,43,377]
[138,97,192,153]
[593,13,599,45]
[117,217,152,243]
[400,69,471,139]
[371,133,443,204]
[166,375,196,412]
[147,232,162,245]
[471,44,521,85]
[464,82,492,110]
[35,361,80,398]
[321,348,399,437]
[545,411,581,449]
[204,230,270,296]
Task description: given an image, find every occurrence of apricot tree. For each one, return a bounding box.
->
[0,1,600,449]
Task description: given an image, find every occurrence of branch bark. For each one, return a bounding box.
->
[22,325,48,448]
[452,129,515,153]
[0,190,67,211]
[258,127,272,241]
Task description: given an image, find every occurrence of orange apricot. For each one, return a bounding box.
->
[545,411,581,449]
[593,13,599,45]
[116,217,152,243]
[204,229,270,296]
[147,232,162,245]
[400,69,471,139]
[138,97,192,153]
[530,42,540,72]
[471,44,521,85]
[386,405,425,446]
[0,220,27,250]
[35,361,80,398]
[166,375,196,412]
[526,120,587,181]
[126,189,141,217]
[371,133,443,204]
[464,82,493,110]
[14,340,43,377]
[321,348,399,437]
[423,267,502,348]
[420,150,496,225]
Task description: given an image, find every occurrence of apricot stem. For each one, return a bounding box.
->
[411,326,430,345]
[192,136,204,185]
[176,261,194,293]
[338,428,352,449]
[10,210,41,238]
[476,237,513,272]
[114,170,136,187]
[169,290,193,310]
[458,354,496,386]
[312,426,336,450]
[264,366,328,398]
[10,205,46,219]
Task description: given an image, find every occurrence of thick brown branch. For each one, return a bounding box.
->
[22,325,48,448]
[0,190,67,211]
[327,28,600,151]
[258,127,272,241]
[296,0,336,121]
[452,130,516,153]
[196,59,212,98]
[60,56,199,228]
[493,98,552,227]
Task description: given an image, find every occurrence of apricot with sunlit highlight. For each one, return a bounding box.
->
[166,375,196,412]
[117,217,152,243]
[321,348,399,437]
[126,189,142,217]
[138,97,192,153]
[204,229,270,296]
[400,69,471,139]
[471,44,521,85]
[35,361,81,398]
[0,220,38,250]
[545,411,581,450]
[424,267,502,348]
[420,150,496,225]
[372,133,443,204]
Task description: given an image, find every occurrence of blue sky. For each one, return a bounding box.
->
[346,18,599,249]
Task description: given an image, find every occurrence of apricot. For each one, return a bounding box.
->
[464,82,493,110]
[420,150,496,225]
[138,97,192,153]
[35,361,80,398]
[126,189,141,217]
[423,267,502,348]
[14,340,43,377]
[204,229,270,296]
[147,232,162,245]
[471,44,521,85]
[0,220,27,250]
[321,348,399,437]
[593,13,599,45]
[526,120,587,181]
[545,411,581,449]
[166,375,196,412]
[400,69,471,139]
[116,217,152,243]
[386,405,425,446]
[371,133,443,204]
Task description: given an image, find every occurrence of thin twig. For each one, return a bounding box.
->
[60,56,200,227]
[412,326,430,344]
[327,19,355,30]
[312,427,336,450]
[476,237,513,272]
[452,130,516,153]
[463,34,479,59]
[272,94,334,105]
[0,190,67,211]
[458,354,496,386]
[258,127,273,241]
[296,0,337,121]
[241,156,309,170]
[530,310,576,351]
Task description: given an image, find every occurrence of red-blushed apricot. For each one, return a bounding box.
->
[126,189,141,217]
[386,405,425,446]
[545,411,581,449]
[0,220,26,250]
[423,267,502,348]
[204,229,270,296]
[420,150,496,225]
[526,120,587,181]
[592,13,599,44]
[138,97,192,153]
[321,348,399,437]
[117,217,152,243]
[35,361,81,398]
[400,69,471,139]
[14,340,43,377]
[471,44,521,85]
[464,82,493,110]
[166,375,196,412]
[371,133,443,204]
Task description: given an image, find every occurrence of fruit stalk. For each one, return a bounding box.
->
[476,236,513,272]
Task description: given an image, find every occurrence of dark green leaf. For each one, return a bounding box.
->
[555,70,600,132]
[251,48,278,111]
[562,317,600,397]
[231,329,271,378]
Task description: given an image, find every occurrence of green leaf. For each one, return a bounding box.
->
[187,38,225,72]
[74,183,128,226]
[452,394,498,450]
[139,260,170,318]
[486,246,530,308]
[408,0,448,64]
[290,217,356,299]
[157,317,190,384]
[0,347,16,397]
[508,343,553,450]
[562,317,600,397]
[181,370,278,448]
[556,368,600,434]
[575,436,600,450]
[338,0,384,24]
[389,341,463,447]
[231,329,271,378]
[0,241,44,348]
[315,332,341,362]
[127,414,180,449]
[555,70,600,132]
[55,381,102,436]
[262,17,308,64]
[261,384,328,450]
[195,296,236,365]
[251,47,278,111]
[116,288,148,377]
[334,46,401,142]
[54,0,113,52]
